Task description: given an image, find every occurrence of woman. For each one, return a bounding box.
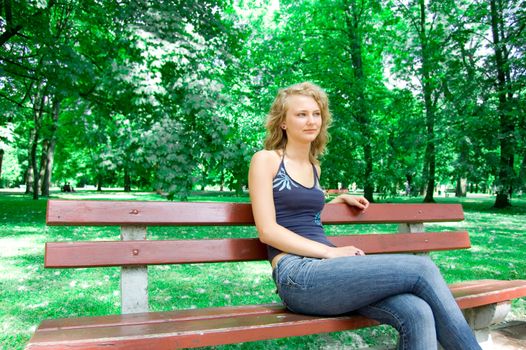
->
[248,82,481,350]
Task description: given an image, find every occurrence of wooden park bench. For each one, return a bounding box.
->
[27,200,526,349]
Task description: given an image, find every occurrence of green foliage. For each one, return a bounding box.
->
[1,0,525,204]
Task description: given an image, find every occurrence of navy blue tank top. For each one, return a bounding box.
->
[268,156,335,262]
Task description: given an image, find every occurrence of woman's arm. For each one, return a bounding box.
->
[249,151,362,258]
[329,193,370,210]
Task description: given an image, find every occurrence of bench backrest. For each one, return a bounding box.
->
[47,200,464,226]
[45,200,469,268]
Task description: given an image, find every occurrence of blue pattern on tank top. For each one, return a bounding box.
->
[273,167,299,191]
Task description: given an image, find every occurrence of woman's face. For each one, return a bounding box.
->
[282,94,322,144]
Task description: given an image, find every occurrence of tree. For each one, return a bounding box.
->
[488,0,524,207]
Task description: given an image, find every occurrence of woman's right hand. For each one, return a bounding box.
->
[326,245,365,258]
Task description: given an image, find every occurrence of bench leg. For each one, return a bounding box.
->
[462,302,511,350]
[121,265,149,313]
[121,226,149,314]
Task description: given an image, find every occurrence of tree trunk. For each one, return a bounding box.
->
[124,167,131,192]
[490,0,514,208]
[419,0,436,204]
[30,127,40,200]
[41,140,56,196]
[0,148,4,184]
[41,99,59,196]
[345,0,374,202]
[30,82,48,200]
[39,139,48,194]
[97,174,103,191]
[200,163,208,191]
[519,150,526,192]
[423,142,436,203]
[420,155,428,196]
[219,160,225,192]
[24,127,35,194]
[25,162,34,194]
[363,143,374,202]
[405,174,413,196]
[455,178,467,197]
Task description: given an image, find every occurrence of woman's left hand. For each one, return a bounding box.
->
[330,194,369,211]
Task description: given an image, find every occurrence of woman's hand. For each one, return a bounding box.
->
[325,245,365,258]
[329,194,370,211]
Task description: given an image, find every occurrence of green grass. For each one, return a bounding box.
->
[0,191,525,349]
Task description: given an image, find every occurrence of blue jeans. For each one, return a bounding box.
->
[272,254,481,350]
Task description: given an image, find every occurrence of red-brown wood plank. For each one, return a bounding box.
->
[46,200,255,226]
[27,312,379,350]
[35,280,525,334]
[36,304,286,332]
[321,203,464,223]
[26,279,526,350]
[450,279,526,309]
[44,232,470,268]
[46,200,464,226]
[329,231,470,254]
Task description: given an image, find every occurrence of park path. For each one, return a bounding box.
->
[491,320,526,349]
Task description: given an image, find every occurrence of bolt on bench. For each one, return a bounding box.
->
[27,200,526,349]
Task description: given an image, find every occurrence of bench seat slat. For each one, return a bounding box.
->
[36,303,286,331]
[26,279,526,350]
[28,312,379,350]
[33,280,526,332]
[44,231,470,268]
[451,279,526,309]
[46,200,464,226]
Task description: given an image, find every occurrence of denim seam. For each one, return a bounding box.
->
[365,304,407,350]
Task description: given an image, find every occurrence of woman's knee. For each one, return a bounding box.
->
[411,255,442,279]
[405,296,435,328]
[392,295,437,349]
[361,294,437,349]
[362,294,435,331]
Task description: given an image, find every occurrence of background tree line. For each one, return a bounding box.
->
[1,0,525,207]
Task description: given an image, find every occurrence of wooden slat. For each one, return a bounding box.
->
[36,279,522,333]
[321,203,464,223]
[329,231,470,254]
[450,279,526,309]
[46,200,464,226]
[46,200,255,226]
[44,231,470,268]
[36,304,287,331]
[45,238,266,268]
[26,279,526,350]
[27,312,379,350]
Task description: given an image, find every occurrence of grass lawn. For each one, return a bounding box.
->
[0,190,525,349]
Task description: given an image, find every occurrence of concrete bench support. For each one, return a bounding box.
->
[464,302,511,349]
[120,225,148,314]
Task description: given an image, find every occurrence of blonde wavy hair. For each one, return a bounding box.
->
[264,82,332,164]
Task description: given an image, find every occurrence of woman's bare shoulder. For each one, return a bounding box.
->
[251,150,281,175]
[251,149,281,162]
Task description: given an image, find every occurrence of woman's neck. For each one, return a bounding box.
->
[284,141,311,163]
